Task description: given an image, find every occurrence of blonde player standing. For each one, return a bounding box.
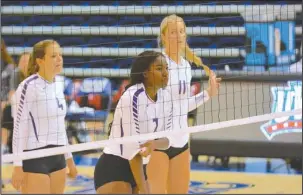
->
[94,51,173,194]
[11,40,77,194]
[147,14,221,193]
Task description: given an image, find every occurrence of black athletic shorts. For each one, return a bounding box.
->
[22,145,66,175]
[155,143,189,160]
[94,153,147,190]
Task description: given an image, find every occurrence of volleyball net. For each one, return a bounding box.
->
[1,2,302,165]
[2,108,302,164]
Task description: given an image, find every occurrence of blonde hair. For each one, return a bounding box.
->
[27,40,58,77]
[158,14,210,75]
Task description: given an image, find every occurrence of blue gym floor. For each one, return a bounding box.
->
[3,153,301,194]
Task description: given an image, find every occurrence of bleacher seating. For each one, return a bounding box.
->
[1,0,301,129]
[27,16,57,26]
[87,16,119,26]
[57,16,85,26]
[1,1,301,71]
[1,16,26,26]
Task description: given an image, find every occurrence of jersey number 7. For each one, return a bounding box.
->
[153,118,158,132]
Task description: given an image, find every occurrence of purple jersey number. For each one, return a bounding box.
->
[153,118,158,132]
[179,80,186,94]
[56,97,64,110]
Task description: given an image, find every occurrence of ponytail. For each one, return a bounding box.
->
[183,44,210,76]
[27,53,39,77]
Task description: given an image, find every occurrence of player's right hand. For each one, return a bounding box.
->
[139,141,156,157]
[66,158,78,179]
[11,166,26,191]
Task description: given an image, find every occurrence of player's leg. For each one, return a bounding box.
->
[49,168,67,194]
[167,147,191,194]
[146,150,170,193]
[21,173,51,194]
[49,154,67,193]
[94,153,135,194]
[21,154,52,194]
[132,180,150,194]
[132,165,149,194]
[22,150,66,194]
[96,181,132,194]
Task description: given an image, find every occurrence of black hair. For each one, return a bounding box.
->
[124,50,165,91]
[107,50,165,136]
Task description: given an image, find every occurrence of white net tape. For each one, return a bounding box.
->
[2,109,301,164]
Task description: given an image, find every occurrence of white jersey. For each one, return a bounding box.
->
[103,83,173,164]
[11,73,72,166]
[164,54,210,148]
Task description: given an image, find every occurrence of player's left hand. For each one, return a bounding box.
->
[139,141,156,157]
[66,158,78,179]
[206,70,222,97]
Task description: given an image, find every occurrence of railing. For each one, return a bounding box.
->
[1,5,301,16]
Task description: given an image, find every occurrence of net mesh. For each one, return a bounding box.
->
[1,1,302,165]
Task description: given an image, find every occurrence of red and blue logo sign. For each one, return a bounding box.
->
[260,81,302,140]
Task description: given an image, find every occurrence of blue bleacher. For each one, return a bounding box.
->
[3,37,26,47]
[2,0,300,72]
[87,37,118,47]
[147,16,163,26]
[26,37,60,46]
[216,15,245,27]
[143,1,167,5]
[58,16,85,26]
[118,16,147,27]
[117,0,144,6]
[175,1,202,5]
[1,16,27,26]
[27,16,57,26]
[59,37,86,47]
[63,57,135,69]
[118,37,154,48]
[216,37,245,48]
[63,57,88,67]
[188,37,212,48]
[186,17,215,27]
[116,58,133,68]
[88,57,117,68]
[86,16,118,26]
[0,0,290,6]
[183,16,214,27]
[218,58,245,67]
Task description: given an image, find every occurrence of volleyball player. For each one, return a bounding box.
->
[1,52,31,154]
[146,14,221,194]
[94,51,173,194]
[11,40,78,194]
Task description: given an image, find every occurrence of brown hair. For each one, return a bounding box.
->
[158,14,210,75]
[1,39,15,65]
[17,52,31,82]
[27,39,58,77]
